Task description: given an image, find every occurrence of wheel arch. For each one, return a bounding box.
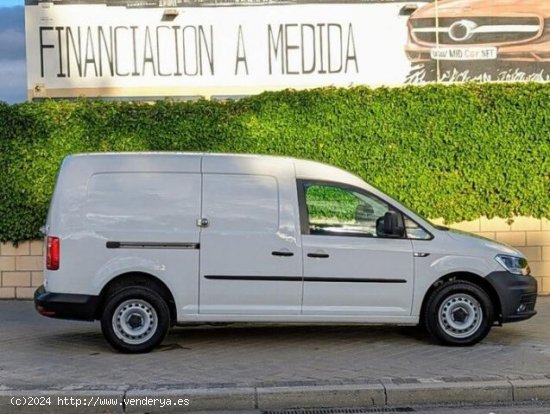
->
[96,272,177,324]
[420,272,503,324]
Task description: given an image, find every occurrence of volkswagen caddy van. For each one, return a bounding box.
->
[34,153,537,353]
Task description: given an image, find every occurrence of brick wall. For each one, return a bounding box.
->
[1,216,549,299]
[0,241,44,299]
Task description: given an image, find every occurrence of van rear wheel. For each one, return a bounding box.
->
[101,286,170,353]
[424,281,493,346]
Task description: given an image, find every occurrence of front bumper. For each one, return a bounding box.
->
[485,271,538,323]
[34,285,99,321]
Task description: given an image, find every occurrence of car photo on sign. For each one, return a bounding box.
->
[405,0,550,81]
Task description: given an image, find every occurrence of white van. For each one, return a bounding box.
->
[35,153,537,353]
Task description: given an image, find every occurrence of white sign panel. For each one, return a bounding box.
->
[25,0,423,98]
[25,0,550,99]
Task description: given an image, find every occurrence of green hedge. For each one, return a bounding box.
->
[1,83,549,242]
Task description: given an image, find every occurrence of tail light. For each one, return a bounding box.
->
[46,236,60,270]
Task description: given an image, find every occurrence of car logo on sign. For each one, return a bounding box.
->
[448,20,478,42]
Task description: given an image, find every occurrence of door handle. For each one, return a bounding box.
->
[307,252,330,259]
[272,251,294,257]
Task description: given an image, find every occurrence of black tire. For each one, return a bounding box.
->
[100,286,170,353]
[424,281,493,346]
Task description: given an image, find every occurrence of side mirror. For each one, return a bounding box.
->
[383,211,405,237]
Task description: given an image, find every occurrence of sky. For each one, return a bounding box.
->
[0,2,26,103]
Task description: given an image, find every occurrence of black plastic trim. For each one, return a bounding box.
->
[485,270,538,323]
[34,285,99,321]
[205,275,302,282]
[307,277,406,283]
[106,241,199,250]
[204,275,406,283]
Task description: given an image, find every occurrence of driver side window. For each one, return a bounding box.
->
[303,183,393,238]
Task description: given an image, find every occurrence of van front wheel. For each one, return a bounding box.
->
[424,281,493,346]
[101,287,170,353]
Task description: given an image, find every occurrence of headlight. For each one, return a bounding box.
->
[495,254,530,276]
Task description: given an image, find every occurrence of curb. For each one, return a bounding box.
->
[383,380,512,406]
[1,379,550,413]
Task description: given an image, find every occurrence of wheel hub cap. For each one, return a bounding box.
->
[127,314,144,329]
[112,299,158,345]
[438,293,483,339]
[451,307,468,323]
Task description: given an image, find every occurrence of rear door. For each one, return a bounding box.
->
[199,173,303,315]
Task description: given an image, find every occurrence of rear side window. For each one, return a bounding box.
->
[86,172,201,233]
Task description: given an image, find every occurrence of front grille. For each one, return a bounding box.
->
[411,16,541,45]
[414,32,537,45]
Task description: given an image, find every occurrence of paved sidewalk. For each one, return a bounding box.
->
[1,298,550,412]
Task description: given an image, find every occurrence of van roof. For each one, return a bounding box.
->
[65,152,366,187]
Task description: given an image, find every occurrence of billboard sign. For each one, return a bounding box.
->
[25,0,550,99]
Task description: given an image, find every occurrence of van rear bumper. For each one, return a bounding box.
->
[485,271,538,323]
[34,285,99,321]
